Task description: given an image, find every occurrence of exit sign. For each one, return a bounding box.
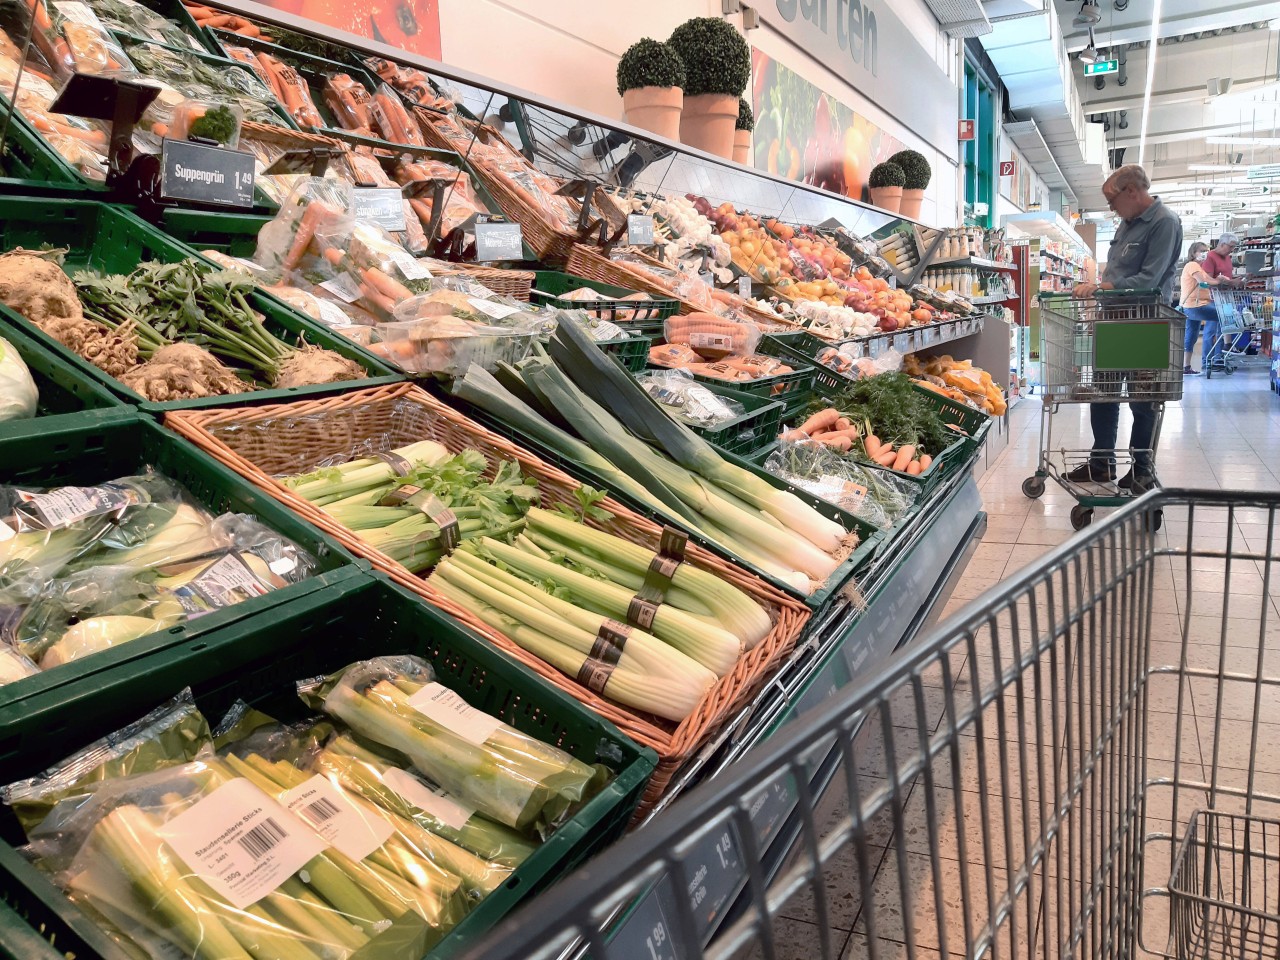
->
[1084,59,1119,76]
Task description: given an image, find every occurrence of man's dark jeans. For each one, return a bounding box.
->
[1090,401,1157,476]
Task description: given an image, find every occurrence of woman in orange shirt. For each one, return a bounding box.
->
[1178,241,1217,374]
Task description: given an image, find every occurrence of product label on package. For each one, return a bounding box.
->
[351,188,407,232]
[319,274,363,304]
[281,775,394,861]
[170,552,271,614]
[315,299,355,329]
[18,483,137,529]
[406,682,503,745]
[808,476,868,512]
[386,247,433,281]
[54,2,106,28]
[162,778,326,910]
[381,768,474,830]
[0,519,13,542]
[688,332,733,350]
[467,297,524,320]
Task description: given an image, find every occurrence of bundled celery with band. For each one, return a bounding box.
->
[0,471,315,679]
[9,670,601,958]
[279,442,771,721]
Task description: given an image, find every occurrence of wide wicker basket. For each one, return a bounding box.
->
[434,263,534,301]
[413,106,624,265]
[165,384,810,816]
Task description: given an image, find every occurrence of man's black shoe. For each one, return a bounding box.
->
[1117,471,1155,494]
[1065,463,1116,483]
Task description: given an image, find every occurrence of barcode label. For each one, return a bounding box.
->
[299,798,342,825]
[281,774,394,861]
[238,817,288,859]
[162,778,325,910]
[406,682,504,745]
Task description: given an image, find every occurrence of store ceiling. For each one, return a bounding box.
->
[982,0,1280,226]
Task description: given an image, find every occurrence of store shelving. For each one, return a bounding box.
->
[930,256,1018,272]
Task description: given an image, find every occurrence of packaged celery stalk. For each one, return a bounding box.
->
[25,756,460,959]
[3,690,213,833]
[299,656,610,837]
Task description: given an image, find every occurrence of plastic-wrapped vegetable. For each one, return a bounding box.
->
[765,440,918,530]
[299,656,608,837]
[638,369,745,428]
[0,334,38,421]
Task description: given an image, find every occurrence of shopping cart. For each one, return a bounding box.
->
[1206,288,1271,379]
[464,489,1280,960]
[1022,291,1185,529]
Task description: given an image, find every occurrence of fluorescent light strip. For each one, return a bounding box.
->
[1137,0,1163,166]
[1207,137,1280,145]
[1188,164,1243,172]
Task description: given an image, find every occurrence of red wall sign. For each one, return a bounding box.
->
[1000,160,1016,177]
[958,119,975,141]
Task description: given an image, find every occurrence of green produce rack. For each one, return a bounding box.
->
[638,375,783,459]
[0,319,132,444]
[0,574,656,960]
[680,362,815,419]
[0,110,110,193]
[0,197,403,412]
[156,207,270,258]
[528,271,679,333]
[760,330,851,395]
[595,333,652,373]
[0,414,364,753]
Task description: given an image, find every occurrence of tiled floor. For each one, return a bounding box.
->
[734,361,1280,960]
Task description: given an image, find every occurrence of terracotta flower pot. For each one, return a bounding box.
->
[680,93,738,159]
[899,188,925,219]
[622,85,683,142]
[869,186,903,214]
[732,128,751,165]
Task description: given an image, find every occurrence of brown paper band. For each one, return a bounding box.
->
[377,485,461,553]
[576,619,629,693]
[376,451,414,475]
[624,528,688,630]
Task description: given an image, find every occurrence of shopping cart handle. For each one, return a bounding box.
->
[1095,288,1161,298]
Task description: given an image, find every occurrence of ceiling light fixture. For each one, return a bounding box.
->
[1078,28,1101,64]
[1207,136,1280,145]
[1137,0,1163,165]
[1074,0,1102,26]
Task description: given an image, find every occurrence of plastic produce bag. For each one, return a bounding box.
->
[0,335,38,421]
[254,176,353,279]
[31,0,137,79]
[299,655,608,837]
[663,312,761,359]
[25,756,465,959]
[766,441,918,530]
[3,690,213,834]
[638,369,745,428]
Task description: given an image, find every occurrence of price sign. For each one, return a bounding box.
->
[685,827,743,936]
[738,274,752,299]
[475,217,524,261]
[160,139,255,208]
[351,188,407,232]
[603,882,680,960]
[700,271,715,287]
[749,775,797,847]
[627,214,655,246]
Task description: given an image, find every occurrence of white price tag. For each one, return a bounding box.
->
[387,248,433,281]
[738,275,751,299]
[315,299,355,329]
[268,556,297,577]
[281,775,394,861]
[162,778,326,910]
[468,297,524,320]
[406,682,504,745]
[382,767,474,830]
[320,274,363,304]
[18,484,136,529]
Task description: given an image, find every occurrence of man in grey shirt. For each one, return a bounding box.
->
[1067,164,1182,492]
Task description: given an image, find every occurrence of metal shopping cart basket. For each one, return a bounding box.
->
[463,489,1280,960]
[1023,290,1185,529]
[1206,288,1271,379]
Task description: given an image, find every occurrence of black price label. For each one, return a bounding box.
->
[603,882,680,960]
[749,776,797,846]
[627,213,654,246]
[351,188,407,232]
[474,217,524,261]
[685,826,743,936]
[160,139,255,208]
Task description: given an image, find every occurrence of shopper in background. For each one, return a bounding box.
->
[1179,241,1214,375]
[1204,233,1241,287]
[1069,163,1182,493]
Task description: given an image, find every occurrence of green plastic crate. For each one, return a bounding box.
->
[157,208,270,258]
[673,380,783,458]
[0,575,656,960]
[760,330,851,395]
[0,110,109,192]
[684,362,815,413]
[0,415,362,744]
[529,271,679,334]
[596,334,652,373]
[0,318,132,445]
[0,197,402,412]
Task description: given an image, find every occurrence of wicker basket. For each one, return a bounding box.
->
[434,263,534,301]
[566,244,798,332]
[164,384,810,816]
[239,121,345,153]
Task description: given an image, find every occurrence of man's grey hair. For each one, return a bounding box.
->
[1106,164,1151,192]
[1217,232,1238,246]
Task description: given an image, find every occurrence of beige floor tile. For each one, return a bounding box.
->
[728,913,852,960]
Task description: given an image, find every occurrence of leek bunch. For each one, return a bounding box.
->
[300,657,606,837]
[453,319,856,595]
[283,446,539,573]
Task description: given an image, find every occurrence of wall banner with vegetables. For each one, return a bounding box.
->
[751,48,908,206]
[250,0,441,58]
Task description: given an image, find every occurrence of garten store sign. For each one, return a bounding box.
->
[760,0,956,160]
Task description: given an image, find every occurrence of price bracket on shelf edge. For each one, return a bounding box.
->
[160,139,255,208]
[627,214,655,246]
[351,187,407,232]
[475,217,525,261]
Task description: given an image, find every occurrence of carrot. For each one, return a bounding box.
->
[906,461,923,476]
[918,454,932,471]
[363,267,413,302]
[818,435,852,452]
[893,444,916,472]
[875,449,898,467]
[200,14,237,27]
[780,429,808,442]
[322,247,345,266]
[282,203,322,271]
[799,408,839,435]
[863,434,881,459]
[835,417,851,433]
[150,122,169,138]
[357,283,397,315]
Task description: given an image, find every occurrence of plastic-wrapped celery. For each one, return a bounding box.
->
[299,656,609,837]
